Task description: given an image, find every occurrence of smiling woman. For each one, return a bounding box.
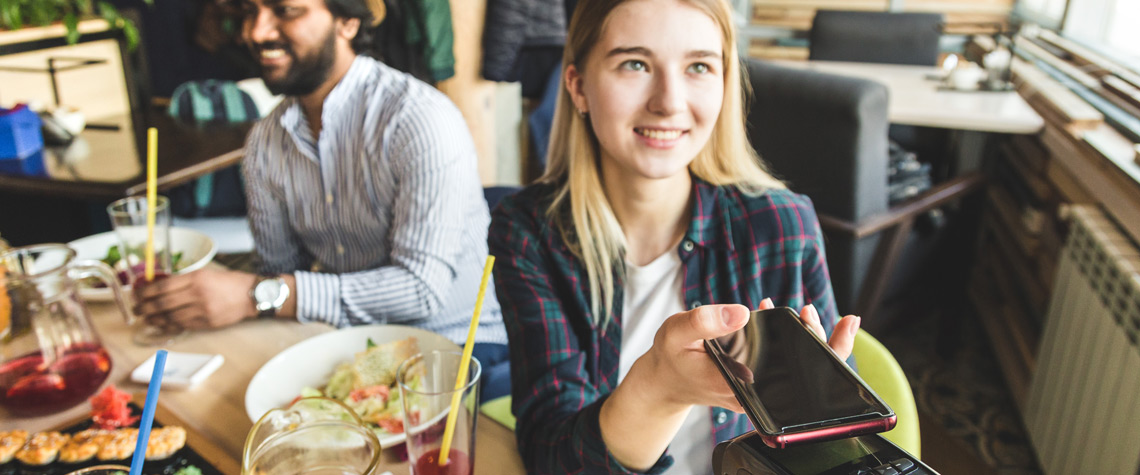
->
[488,0,861,474]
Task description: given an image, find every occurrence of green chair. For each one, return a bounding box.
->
[481,394,517,430]
[480,329,921,458]
[852,328,921,457]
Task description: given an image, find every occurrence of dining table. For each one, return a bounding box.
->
[0,297,527,474]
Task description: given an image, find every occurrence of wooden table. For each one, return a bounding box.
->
[0,301,527,474]
[0,111,252,201]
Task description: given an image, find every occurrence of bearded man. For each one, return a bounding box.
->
[133,0,509,397]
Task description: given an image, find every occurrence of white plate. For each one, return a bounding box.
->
[244,325,461,448]
[68,228,217,301]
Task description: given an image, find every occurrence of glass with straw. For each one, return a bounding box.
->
[398,256,494,475]
[107,128,185,345]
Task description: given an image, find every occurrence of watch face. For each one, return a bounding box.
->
[255,279,281,304]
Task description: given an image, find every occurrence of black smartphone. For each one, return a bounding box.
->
[705,307,896,448]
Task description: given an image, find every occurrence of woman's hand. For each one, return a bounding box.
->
[598,304,751,470]
[634,304,753,412]
[796,303,860,362]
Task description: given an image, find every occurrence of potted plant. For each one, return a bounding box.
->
[0,0,152,49]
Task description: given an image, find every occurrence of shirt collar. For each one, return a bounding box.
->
[278,56,369,160]
[683,177,736,253]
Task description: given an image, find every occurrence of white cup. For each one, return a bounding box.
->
[52,106,86,135]
[949,64,985,91]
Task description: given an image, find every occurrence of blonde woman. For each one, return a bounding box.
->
[488,0,862,473]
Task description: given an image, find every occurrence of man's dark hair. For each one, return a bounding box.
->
[325,0,374,54]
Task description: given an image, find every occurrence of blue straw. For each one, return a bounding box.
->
[130,349,168,475]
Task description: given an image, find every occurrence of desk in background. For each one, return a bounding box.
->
[0,112,250,200]
[771,60,1044,134]
[771,59,1044,174]
[0,111,251,245]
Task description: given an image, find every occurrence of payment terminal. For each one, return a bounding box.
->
[713,431,938,475]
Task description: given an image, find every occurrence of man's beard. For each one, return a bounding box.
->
[257,28,338,97]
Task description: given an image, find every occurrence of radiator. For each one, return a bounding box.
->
[1024,205,1140,475]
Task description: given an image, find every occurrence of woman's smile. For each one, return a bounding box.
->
[633,127,688,149]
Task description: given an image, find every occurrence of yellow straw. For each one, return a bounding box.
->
[144,127,158,282]
[439,255,494,467]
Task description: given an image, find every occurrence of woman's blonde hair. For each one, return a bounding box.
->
[539,0,785,327]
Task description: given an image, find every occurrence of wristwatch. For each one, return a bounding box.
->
[251,275,290,318]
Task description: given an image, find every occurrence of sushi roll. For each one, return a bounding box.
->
[59,429,112,463]
[0,430,28,464]
[145,426,187,460]
[97,428,138,461]
[14,431,68,465]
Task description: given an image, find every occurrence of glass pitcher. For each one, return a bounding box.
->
[243,397,383,475]
[0,243,131,416]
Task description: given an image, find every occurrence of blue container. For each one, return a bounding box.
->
[0,105,44,159]
[0,149,47,177]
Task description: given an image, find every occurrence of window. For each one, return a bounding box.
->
[1061,0,1140,66]
[1016,0,1067,29]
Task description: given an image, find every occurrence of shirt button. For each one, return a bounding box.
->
[690,301,701,309]
[682,240,695,252]
[716,411,728,424]
[336,244,345,255]
[326,193,334,204]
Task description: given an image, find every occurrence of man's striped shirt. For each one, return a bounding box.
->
[243,55,506,344]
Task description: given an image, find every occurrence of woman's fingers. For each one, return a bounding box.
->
[799,304,827,341]
[827,314,861,361]
[758,298,774,310]
[798,304,859,361]
[658,304,750,349]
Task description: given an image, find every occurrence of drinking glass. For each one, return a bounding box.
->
[242,397,382,475]
[66,465,131,474]
[106,195,185,346]
[398,351,481,475]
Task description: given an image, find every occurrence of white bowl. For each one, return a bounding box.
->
[68,227,217,301]
[244,325,461,448]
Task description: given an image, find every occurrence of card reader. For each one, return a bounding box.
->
[713,431,938,475]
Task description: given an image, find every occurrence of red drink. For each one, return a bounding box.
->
[414,449,472,475]
[0,342,112,416]
[130,266,170,287]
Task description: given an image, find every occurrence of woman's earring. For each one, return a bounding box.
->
[577,109,588,118]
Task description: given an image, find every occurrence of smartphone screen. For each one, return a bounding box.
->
[706,307,893,438]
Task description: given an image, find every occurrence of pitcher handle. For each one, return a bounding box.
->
[70,259,135,326]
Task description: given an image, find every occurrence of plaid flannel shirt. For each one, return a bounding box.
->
[488,178,840,474]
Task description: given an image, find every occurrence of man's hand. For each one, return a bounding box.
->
[132,268,258,330]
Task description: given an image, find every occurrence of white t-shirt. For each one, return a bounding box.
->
[620,250,715,474]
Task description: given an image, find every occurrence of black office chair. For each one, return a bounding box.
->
[809,10,944,66]
[808,9,951,175]
[745,58,982,319]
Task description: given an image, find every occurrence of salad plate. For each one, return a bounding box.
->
[244,325,461,448]
[67,228,217,302]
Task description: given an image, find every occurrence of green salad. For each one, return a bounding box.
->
[101,244,184,270]
[297,337,422,436]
